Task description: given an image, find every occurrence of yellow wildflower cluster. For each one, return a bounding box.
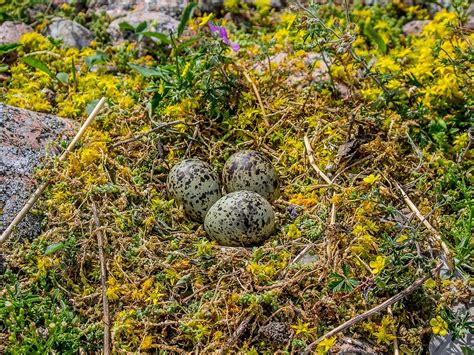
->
[358,10,472,110]
[5,33,144,119]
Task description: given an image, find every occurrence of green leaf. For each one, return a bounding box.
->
[56,72,69,84]
[85,51,108,68]
[363,22,387,54]
[21,57,55,78]
[119,21,135,32]
[177,2,197,37]
[178,36,200,51]
[0,43,20,55]
[151,92,164,111]
[0,64,8,73]
[136,21,147,33]
[45,242,64,255]
[141,31,171,44]
[437,118,447,130]
[86,99,100,116]
[328,265,360,293]
[71,58,77,87]
[129,63,162,77]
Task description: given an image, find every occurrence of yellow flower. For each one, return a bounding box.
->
[255,0,271,9]
[424,278,437,289]
[19,32,51,51]
[158,79,165,95]
[199,13,214,26]
[453,133,469,151]
[317,336,337,354]
[224,0,239,10]
[281,12,297,29]
[374,326,396,345]
[370,256,386,275]
[289,193,317,207]
[363,174,380,185]
[181,62,191,77]
[287,224,302,239]
[274,28,289,45]
[396,234,409,243]
[140,335,154,349]
[430,316,448,336]
[106,277,121,301]
[291,320,314,337]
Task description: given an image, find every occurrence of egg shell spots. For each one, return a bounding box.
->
[204,190,275,247]
[222,150,280,201]
[167,159,222,222]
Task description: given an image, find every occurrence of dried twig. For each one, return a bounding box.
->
[155,345,187,354]
[303,263,442,354]
[241,68,269,126]
[219,313,254,353]
[92,203,111,355]
[303,135,333,185]
[394,182,453,270]
[0,97,107,244]
[387,306,399,355]
[111,120,190,148]
[285,243,315,272]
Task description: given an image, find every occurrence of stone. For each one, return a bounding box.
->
[107,11,179,44]
[199,0,285,12]
[0,104,77,240]
[335,336,376,354]
[0,21,33,45]
[0,21,34,64]
[402,20,430,36]
[429,303,473,354]
[259,322,291,344]
[44,18,95,49]
[86,0,283,17]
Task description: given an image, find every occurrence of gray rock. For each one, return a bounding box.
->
[107,11,179,44]
[0,21,33,64]
[259,322,291,344]
[86,0,283,16]
[44,18,95,49]
[0,104,77,240]
[403,20,431,35]
[199,0,285,11]
[0,21,33,44]
[430,333,473,355]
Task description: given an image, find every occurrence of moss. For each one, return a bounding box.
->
[0,1,472,353]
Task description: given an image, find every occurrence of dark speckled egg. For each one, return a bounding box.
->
[167,159,222,222]
[222,150,279,201]
[204,191,275,246]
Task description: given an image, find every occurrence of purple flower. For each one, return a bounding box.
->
[286,205,299,221]
[208,22,219,33]
[208,21,240,52]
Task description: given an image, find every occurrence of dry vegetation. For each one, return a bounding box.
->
[0,0,472,353]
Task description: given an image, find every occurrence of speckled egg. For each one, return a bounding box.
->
[167,159,222,221]
[204,190,275,246]
[222,150,279,201]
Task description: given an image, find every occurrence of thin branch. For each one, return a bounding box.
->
[394,181,453,270]
[282,243,315,276]
[241,68,270,126]
[92,202,111,355]
[0,97,107,244]
[111,120,192,148]
[387,306,399,355]
[303,263,442,354]
[219,313,253,354]
[303,135,333,185]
